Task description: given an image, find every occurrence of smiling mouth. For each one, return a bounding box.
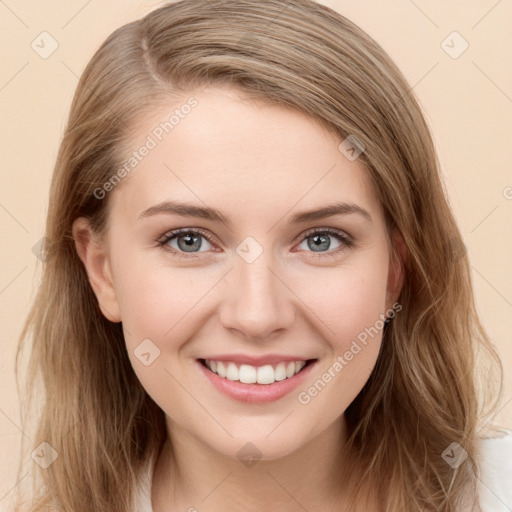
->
[198,358,316,385]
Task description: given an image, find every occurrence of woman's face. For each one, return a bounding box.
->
[74,85,404,461]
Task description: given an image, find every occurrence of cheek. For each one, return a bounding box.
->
[295,282,387,418]
[292,257,389,345]
[114,261,205,400]
[109,242,203,349]
[292,256,388,404]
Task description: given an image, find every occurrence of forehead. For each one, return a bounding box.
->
[110,86,383,226]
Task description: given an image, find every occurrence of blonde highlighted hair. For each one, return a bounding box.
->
[13,0,503,510]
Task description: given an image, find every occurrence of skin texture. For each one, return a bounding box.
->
[73,85,405,511]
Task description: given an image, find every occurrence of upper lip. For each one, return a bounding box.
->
[199,354,316,366]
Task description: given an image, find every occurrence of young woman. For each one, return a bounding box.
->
[12,1,511,511]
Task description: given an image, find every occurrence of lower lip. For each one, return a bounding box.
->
[196,359,317,404]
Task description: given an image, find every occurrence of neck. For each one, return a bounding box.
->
[151,415,376,512]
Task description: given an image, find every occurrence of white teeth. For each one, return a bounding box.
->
[226,362,239,381]
[240,364,257,384]
[216,361,226,378]
[203,359,309,385]
[274,362,287,381]
[256,365,274,384]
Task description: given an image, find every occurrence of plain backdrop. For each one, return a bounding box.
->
[1,0,511,502]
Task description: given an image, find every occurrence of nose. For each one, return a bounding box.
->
[218,250,296,342]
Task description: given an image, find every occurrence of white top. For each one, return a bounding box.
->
[475,428,512,511]
[132,429,512,511]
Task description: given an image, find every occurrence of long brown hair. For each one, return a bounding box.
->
[13,1,503,510]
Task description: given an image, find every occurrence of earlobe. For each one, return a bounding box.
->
[71,217,122,323]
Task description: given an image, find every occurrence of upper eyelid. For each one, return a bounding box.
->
[296,226,352,240]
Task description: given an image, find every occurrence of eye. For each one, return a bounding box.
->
[156,227,354,259]
[294,228,354,258]
[156,228,215,258]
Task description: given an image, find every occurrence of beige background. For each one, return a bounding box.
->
[1,0,511,503]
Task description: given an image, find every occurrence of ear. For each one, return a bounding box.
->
[71,217,121,323]
[385,229,407,310]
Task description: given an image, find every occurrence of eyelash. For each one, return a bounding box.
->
[156,227,354,259]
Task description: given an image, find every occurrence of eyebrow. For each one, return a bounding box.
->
[138,200,372,225]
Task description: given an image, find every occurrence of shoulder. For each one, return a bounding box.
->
[476,427,512,512]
